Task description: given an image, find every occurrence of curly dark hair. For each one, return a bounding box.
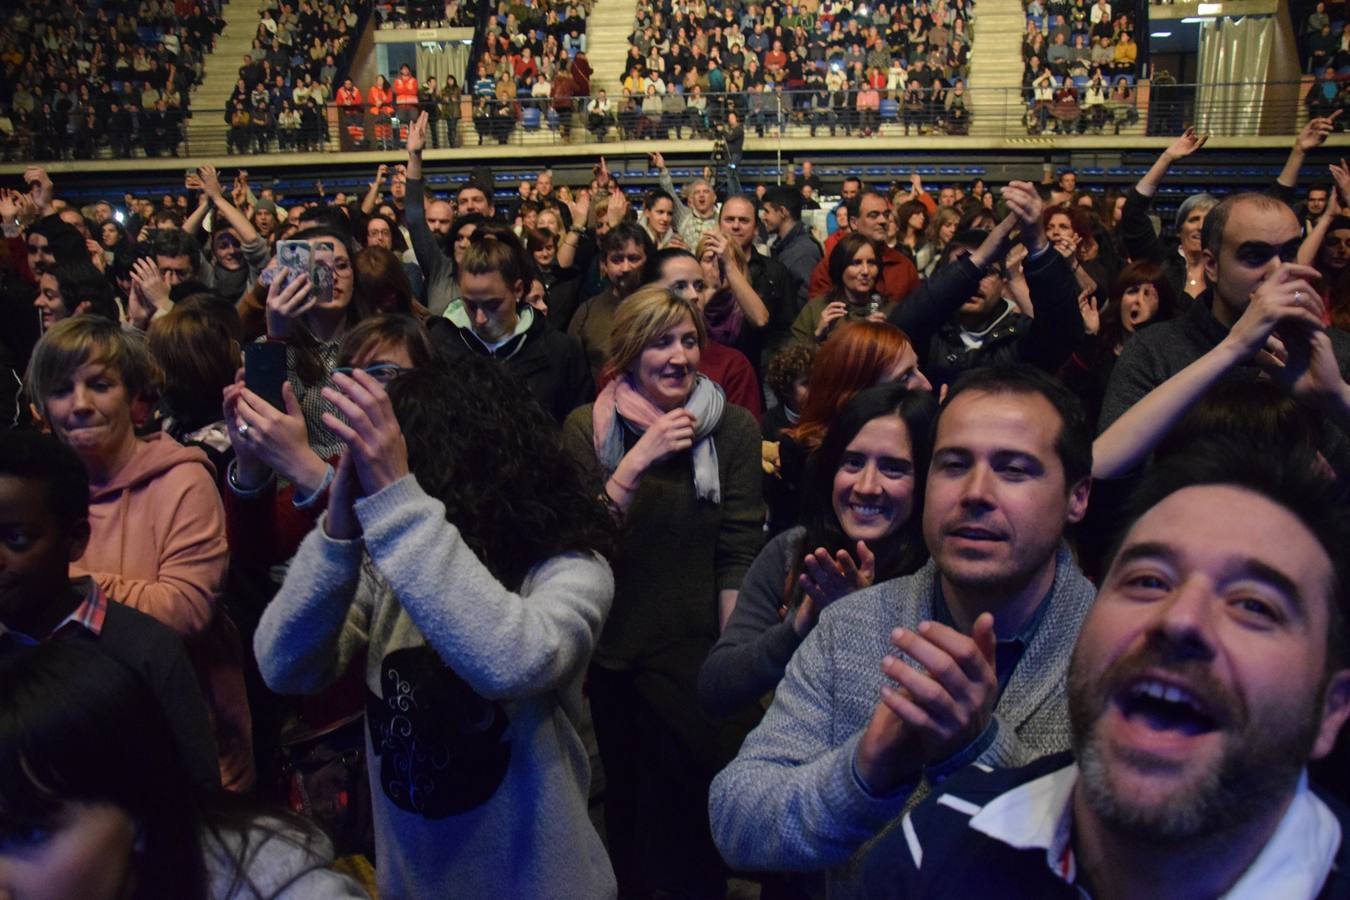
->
[385,358,616,589]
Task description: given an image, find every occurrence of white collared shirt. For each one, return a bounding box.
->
[961,764,1342,899]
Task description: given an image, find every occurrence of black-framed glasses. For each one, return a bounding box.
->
[333,363,408,383]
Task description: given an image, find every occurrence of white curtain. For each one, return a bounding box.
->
[1195,16,1274,136]
[416,41,470,89]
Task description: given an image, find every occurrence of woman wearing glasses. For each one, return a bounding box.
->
[258,228,373,459]
[223,315,435,566]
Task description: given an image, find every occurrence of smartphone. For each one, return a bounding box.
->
[310,239,335,306]
[244,341,288,411]
[272,239,314,289]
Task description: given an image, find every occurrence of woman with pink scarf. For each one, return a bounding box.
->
[562,285,764,899]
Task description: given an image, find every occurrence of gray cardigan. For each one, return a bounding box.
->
[254,475,617,900]
[708,545,1096,878]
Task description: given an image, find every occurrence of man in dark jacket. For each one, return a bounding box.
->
[858,440,1350,900]
[762,185,822,310]
[888,181,1083,391]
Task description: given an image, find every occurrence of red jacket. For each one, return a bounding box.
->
[393,74,419,106]
[335,85,362,108]
[809,242,919,306]
[368,83,394,112]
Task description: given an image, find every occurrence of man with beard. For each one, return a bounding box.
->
[709,365,1096,892]
[857,440,1350,899]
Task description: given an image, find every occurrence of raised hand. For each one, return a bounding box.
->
[566,190,590,230]
[196,164,225,199]
[1163,126,1209,161]
[23,166,53,212]
[320,369,410,496]
[129,257,171,326]
[794,542,877,636]
[225,375,326,493]
[854,613,998,794]
[407,110,428,153]
[1297,110,1341,153]
[1223,262,1324,359]
[264,268,314,340]
[626,408,698,473]
[1000,180,1047,254]
[1078,288,1100,335]
[650,150,666,170]
[816,300,848,339]
[606,189,630,228]
[1330,158,1350,206]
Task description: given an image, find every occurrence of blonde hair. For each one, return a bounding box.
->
[26,315,160,418]
[604,285,706,380]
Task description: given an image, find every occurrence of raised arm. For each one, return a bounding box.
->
[360,164,388,216]
[192,164,261,246]
[1274,113,1340,201]
[1093,263,1326,477]
[1135,127,1208,199]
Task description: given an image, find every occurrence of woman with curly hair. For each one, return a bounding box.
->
[255,354,618,900]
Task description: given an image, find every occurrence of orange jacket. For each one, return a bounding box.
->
[368,83,394,112]
[393,74,418,106]
[336,85,362,108]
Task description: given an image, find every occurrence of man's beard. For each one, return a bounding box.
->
[1067,637,1320,843]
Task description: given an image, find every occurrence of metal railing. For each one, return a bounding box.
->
[0,82,1322,162]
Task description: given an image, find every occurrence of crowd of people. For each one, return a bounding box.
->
[224,0,368,155]
[1022,0,1141,135]
[620,0,975,140]
[0,0,223,161]
[2,101,1350,900]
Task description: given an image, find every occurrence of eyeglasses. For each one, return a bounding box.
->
[333,363,408,383]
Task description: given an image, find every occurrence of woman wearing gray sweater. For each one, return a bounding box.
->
[255,357,619,900]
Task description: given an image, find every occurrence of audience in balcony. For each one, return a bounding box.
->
[0,1,221,160]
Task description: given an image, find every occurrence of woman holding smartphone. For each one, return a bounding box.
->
[262,229,372,459]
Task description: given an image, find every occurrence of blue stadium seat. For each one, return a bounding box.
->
[522,107,542,130]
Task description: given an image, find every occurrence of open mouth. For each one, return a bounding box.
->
[1115,678,1218,736]
[848,501,890,519]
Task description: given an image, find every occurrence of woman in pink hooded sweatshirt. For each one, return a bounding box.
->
[25,315,254,791]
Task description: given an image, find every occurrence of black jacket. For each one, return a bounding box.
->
[889,248,1083,389]
[428,311,594,424]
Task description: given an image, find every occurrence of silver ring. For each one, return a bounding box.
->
[237,423,250,436]
[1295,290,1304,303]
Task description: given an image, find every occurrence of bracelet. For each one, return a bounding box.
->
[226,458,272,497]
[607,472,639,493]
[293,463,337,509]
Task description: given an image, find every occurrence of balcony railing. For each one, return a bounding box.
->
[1,82,1324,163]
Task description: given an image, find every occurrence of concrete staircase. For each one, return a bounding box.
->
[187,1,262,149]
[966,0,1028,136]
[585,0,641,94]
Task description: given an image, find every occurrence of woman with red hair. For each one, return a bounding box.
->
[770,321,931,534]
